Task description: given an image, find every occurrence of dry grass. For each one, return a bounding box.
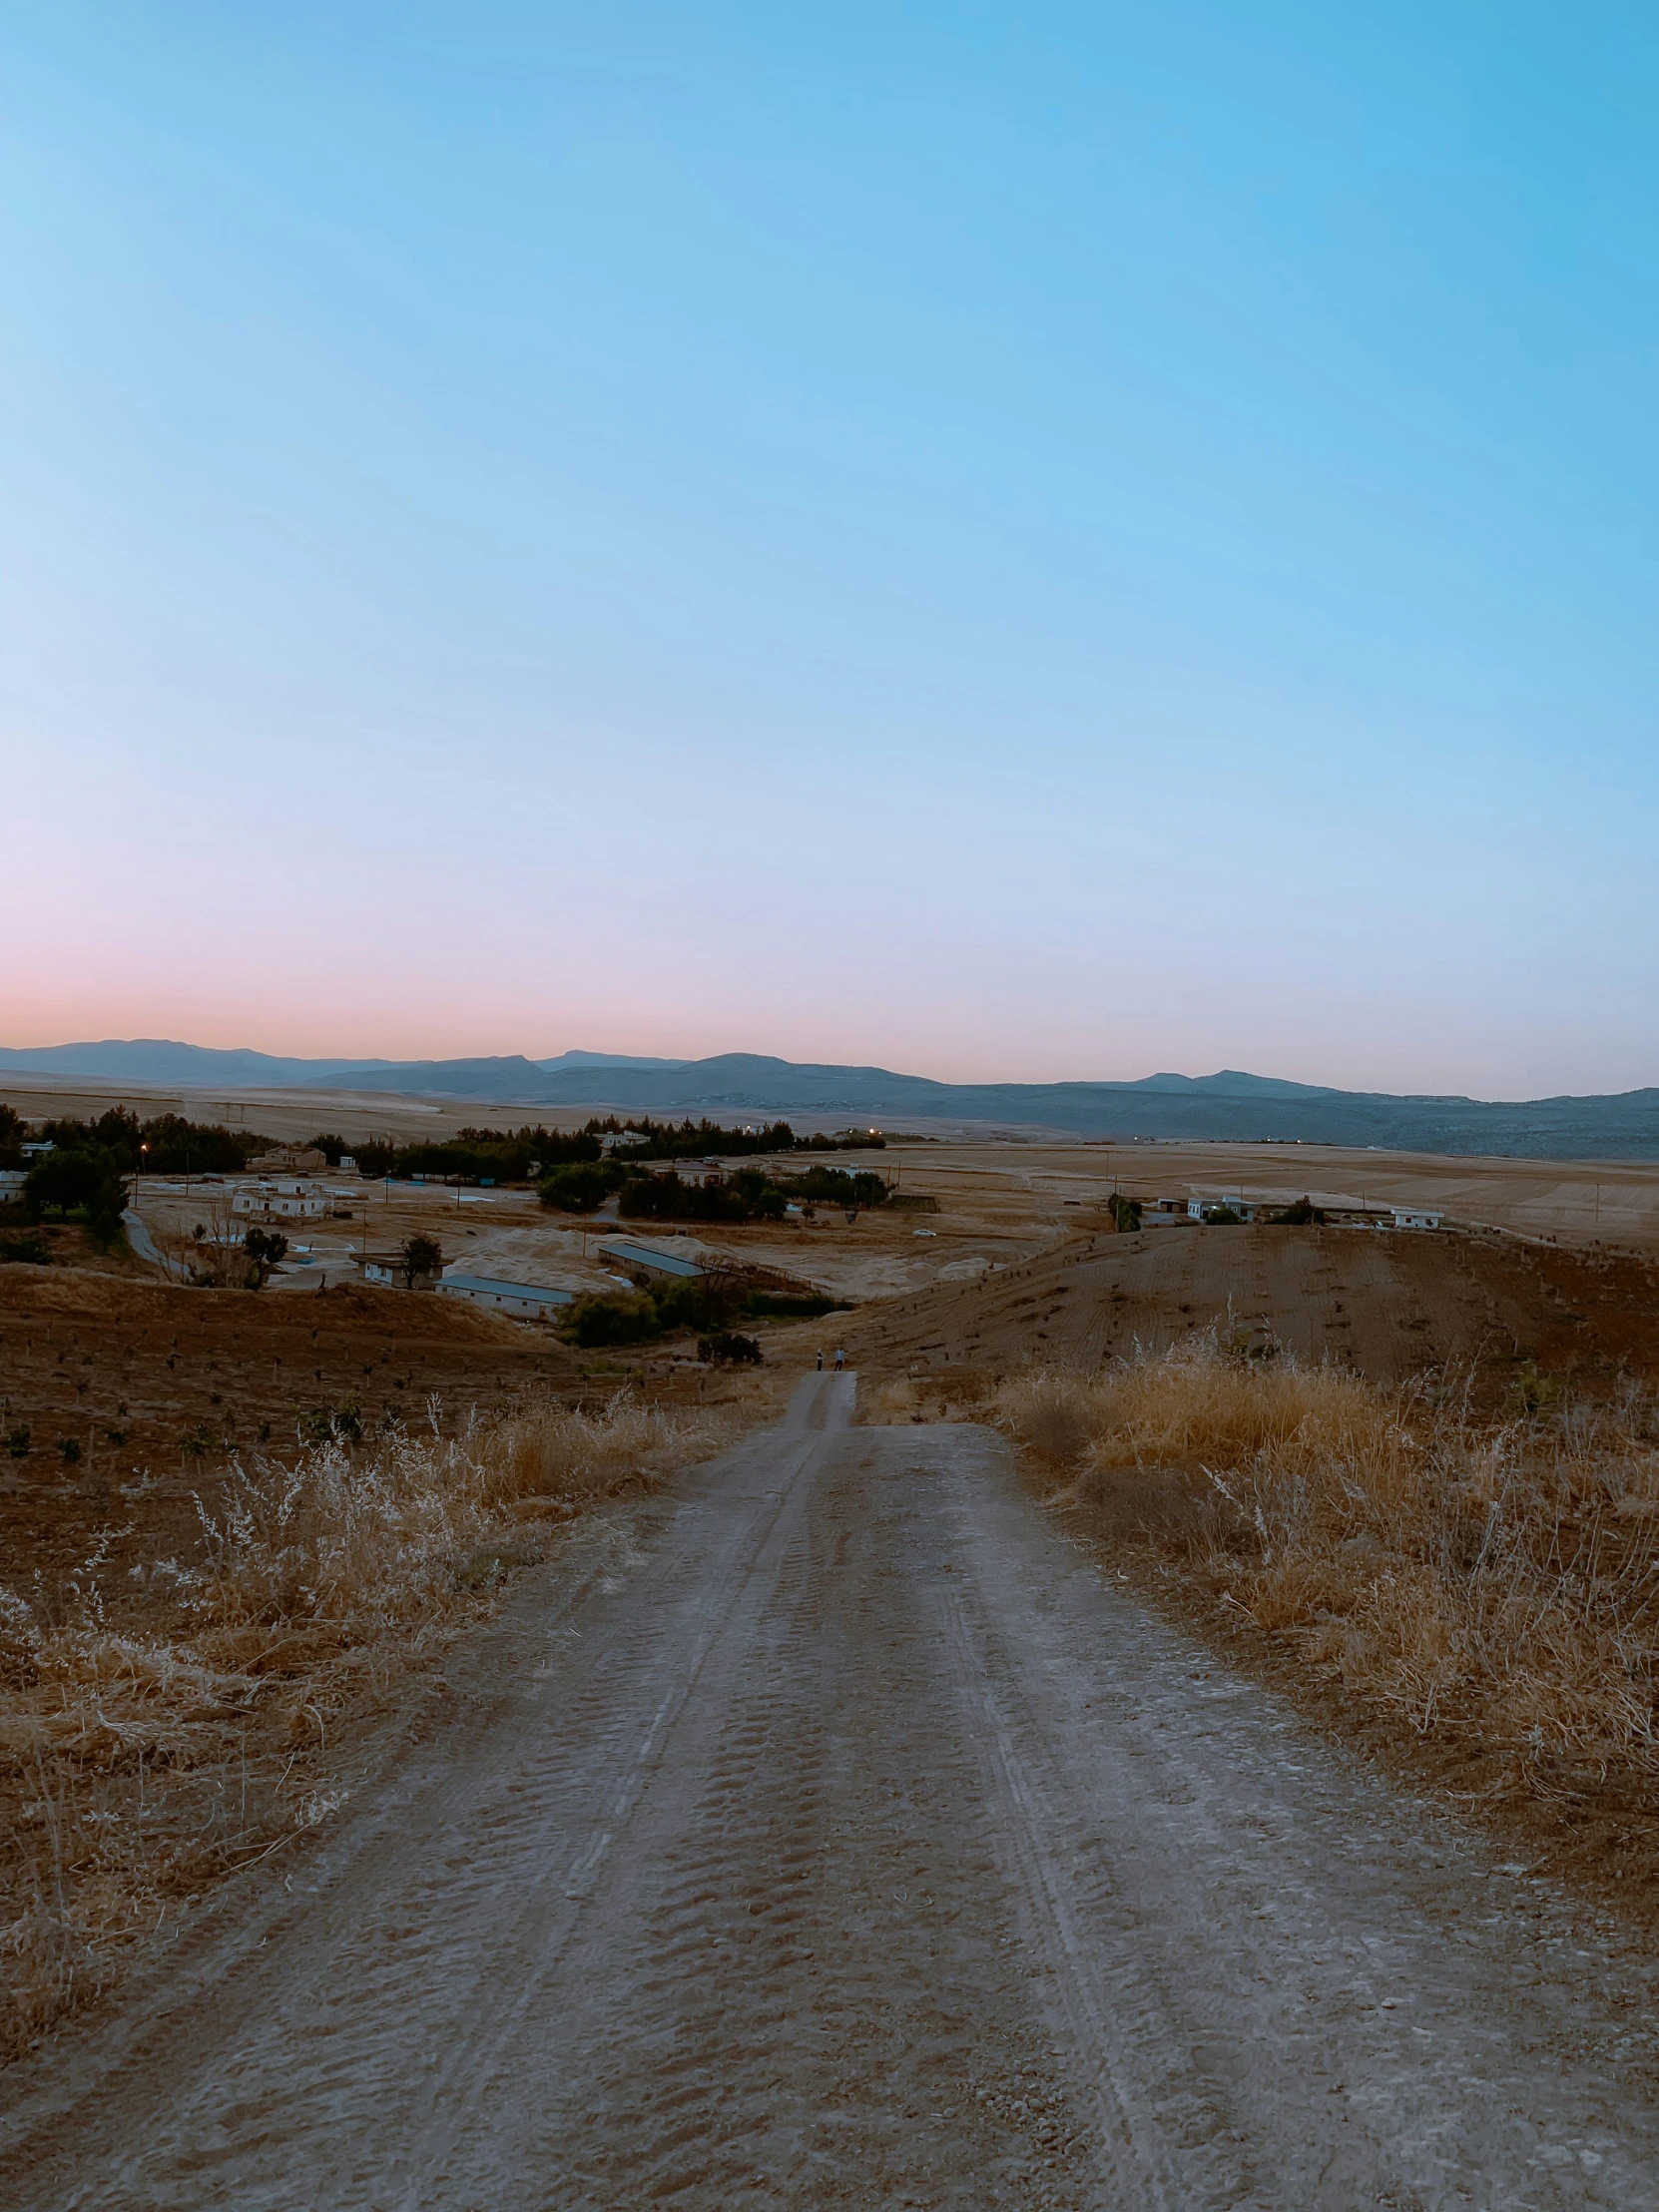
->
[0,1388,742,2060]
[997,1336,1659,1859]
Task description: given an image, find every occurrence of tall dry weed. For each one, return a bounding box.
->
[0,1388,736,2060]
[998,1336,1659,1841]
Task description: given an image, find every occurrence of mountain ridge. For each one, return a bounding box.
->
[3,1039,1657,1159]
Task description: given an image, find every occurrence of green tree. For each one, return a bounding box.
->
[399,1234,444,1289]
[1266,1196,1325,1225]
[242,1228,289,1288]
[558,1290,663,1348]
[26,1147,124,1223]
[538,1162,617,1213]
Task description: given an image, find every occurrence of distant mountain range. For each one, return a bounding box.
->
[3,1037,1657,1159]
[0,1040,687,1084]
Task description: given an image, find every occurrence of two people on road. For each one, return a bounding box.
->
[817,1349,847,1373]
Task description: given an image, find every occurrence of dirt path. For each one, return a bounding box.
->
[8,1377,1659,2208]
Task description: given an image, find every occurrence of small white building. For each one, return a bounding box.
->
[233,1179,328,1221]
[599,1131,651,1154]
[352,1253,442,1289]
[1189,1195,1253,1222]
[1390,1206,1444,1231]
[435,1273,573,1320]
[0,1168,26,1199]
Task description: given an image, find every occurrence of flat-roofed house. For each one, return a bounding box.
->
[642,1160,725,1188]
[249,1146,326,1176]
[234,1180,327,1220]
[1390,1206,1444,1230]
[351,1252,440,1289]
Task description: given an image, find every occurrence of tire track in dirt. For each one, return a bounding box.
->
[8,1378,1659,2208]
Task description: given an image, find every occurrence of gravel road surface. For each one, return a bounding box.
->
[9,1374,1659,2209]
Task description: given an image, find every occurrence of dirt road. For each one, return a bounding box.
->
[9,1377,1659,2209]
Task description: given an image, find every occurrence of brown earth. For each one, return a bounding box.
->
[846,1222,1659,1409]
[0,1267,583,1596]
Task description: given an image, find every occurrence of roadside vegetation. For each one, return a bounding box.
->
[994,1336,1659,1890]
[0,1386,759,2060]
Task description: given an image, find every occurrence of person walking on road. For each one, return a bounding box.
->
[834,1347,845,1372]
[816,1350,824,1371]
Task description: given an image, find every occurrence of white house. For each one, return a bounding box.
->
[351,1252,443,1289]
[0,1169,26,1199]
[435,1273,574,1321]
[599,1131,651,1154]
[1390,1206,1444,1231]
[1189,1194,1253,1222]
[233,1180,327,1221]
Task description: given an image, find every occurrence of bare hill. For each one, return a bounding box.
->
[848,1224,1659,1402]
[7,1040,1659,1156]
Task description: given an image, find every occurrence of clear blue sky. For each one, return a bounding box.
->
[5,4,1656,1096]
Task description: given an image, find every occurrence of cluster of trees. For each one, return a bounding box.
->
[539,1159,890,1223]
[1266,1196,1326,1225]
[578,1116,885,1159]
[27,1108,276,1176]
[330,1117,888,1187]
[558,1263,841,1352]
[351,1126,601,1183]
[20,1148,129,1249]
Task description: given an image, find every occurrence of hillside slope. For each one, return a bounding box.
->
[847,1225,1659,1402]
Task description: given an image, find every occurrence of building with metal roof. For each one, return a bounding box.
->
[434,1273,574,1318]
[597,1238,708,1283]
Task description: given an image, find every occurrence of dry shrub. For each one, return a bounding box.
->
[482,1392,698,1508]
[999,1337,1659,1835]
[865,1372,991,1427]
[994,1370,1105,1467]
[0,1388,735,2061]
[868,1380,919,1423]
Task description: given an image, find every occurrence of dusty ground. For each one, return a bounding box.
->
[845,1222,1659,1408]
[9,1381,1659,2208]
